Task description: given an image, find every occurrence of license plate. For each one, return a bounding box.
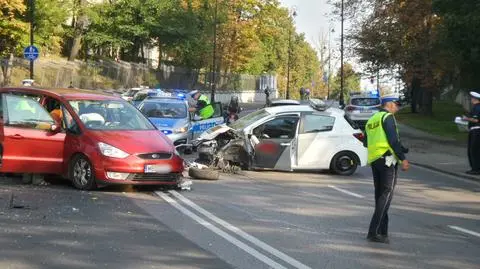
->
[361,110,372,113]
[144,164,171,173]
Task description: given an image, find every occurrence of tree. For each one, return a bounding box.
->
[433,0,480,90]
[35,0,70,55]
[336,0,441,115]
[330,62,360,101]
[0,0,28,85]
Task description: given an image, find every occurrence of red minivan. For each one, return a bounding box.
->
[0,87,184,190]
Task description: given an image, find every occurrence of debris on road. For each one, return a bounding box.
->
[178,178,193,190]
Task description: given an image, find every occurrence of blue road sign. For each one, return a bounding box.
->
[23,46,39,61]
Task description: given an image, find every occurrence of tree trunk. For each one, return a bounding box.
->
[410,76,421,113]
[68,0,87,61]
[420,89,433,115]
[0,54,14,86]
[140,43,145,63]
[157,43,163,70]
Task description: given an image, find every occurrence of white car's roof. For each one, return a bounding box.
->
[265,105,345,117]
[270,99,301,105]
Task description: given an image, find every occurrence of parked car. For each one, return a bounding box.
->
[344,94,381,128]
[194,99,367,175]
[131,89,166,107]
[0,87,184,190]
[121,87,142,102]
[138,93,225,147]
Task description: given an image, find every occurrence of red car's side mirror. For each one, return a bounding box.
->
[50,124,62,133]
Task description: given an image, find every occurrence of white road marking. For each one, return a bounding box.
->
[327,185,365,198]
[169,190,313,269]
[156,191,288,269]
[448,225,480,238]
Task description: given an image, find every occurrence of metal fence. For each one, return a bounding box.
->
[2,57,277,94]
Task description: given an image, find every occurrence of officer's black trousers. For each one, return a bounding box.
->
[468,129,480,171]
[368,157,398,237]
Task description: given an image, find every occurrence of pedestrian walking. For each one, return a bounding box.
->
[364,94,410,243]
[299,87,305,100]
[264,87,271,107]
[463,91,480,175]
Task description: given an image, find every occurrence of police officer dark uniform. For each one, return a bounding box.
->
[188,90,214,120]
[463,91,480,175]
[364,94,410,243]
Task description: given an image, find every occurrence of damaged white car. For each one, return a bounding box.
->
[192,100,367,176]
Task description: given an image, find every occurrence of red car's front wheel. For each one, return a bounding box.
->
[70,154,97,190]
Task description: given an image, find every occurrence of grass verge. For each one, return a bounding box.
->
[396,101,469,142]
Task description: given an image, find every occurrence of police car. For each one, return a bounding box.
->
[137,92,225,148]
[344,92,381,128]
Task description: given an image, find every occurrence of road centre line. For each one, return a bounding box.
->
[448,225,480,238]
[168,190,313,269]
[156,191,288,269]
[327,185,365,198]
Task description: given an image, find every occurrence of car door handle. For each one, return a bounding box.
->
[280,143,291,146]
[9,134,24,139]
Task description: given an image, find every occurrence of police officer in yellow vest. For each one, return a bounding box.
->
[364,94,410,244]
[188,90,214,120]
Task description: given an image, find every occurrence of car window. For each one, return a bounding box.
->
[253,116,299,139]
[132,93,148,102]
[62,106,80,134]
[302,114,335,133]
[70,100,155,130]
[5,95,54,130]
[9,92,42,102]
[43,97,64,126]
[140,101,187,118]
[351,98,380,106]
[212,102,222,118]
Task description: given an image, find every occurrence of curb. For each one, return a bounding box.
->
[401,133,466,147]
[411,162,480,182]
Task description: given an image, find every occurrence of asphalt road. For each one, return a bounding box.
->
[2,165,478,269]
[1,103,479,269]
[132,166,480,269]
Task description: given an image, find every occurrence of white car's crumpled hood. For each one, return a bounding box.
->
[197,124,235,140]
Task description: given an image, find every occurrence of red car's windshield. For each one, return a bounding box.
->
[69,100,155,130]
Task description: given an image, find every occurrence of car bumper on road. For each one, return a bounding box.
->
[94,154,184,185]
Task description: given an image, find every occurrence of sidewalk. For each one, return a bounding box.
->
[398,123,480,181]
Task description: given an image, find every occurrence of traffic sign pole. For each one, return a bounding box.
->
[29,0,35,79]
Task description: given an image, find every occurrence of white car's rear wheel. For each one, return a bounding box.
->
[330,151,358,176]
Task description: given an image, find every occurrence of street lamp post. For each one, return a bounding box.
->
[327,28,334,100]
[211,0,218,102]
[339,0,345,107]
[286,7,297,100]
